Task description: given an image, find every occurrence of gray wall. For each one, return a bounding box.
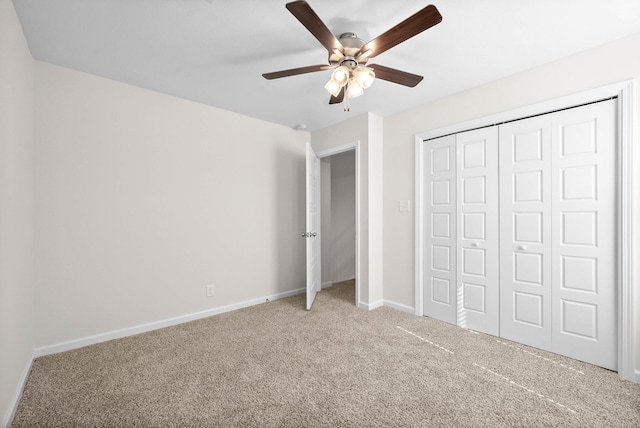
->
[329,150,356,283]
[320,151,356,286]
[320,158,332,286]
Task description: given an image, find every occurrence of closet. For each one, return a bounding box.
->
[423,99,617,370]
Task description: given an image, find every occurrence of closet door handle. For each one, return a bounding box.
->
[517,245,528,251]
[472,242,480,247]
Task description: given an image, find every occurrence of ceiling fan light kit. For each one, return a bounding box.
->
[324,57,373,110]
[262,1,442,112]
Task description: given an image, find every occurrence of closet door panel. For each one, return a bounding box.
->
[424,135,457,324]
[499,117,552,350]
[456,127,499,335]
[551,100,617,370]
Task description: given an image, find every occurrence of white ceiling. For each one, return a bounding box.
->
[13,0,640,132]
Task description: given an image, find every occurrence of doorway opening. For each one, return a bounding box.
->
[316,143,359,306]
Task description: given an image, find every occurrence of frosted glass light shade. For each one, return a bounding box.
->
[331,66,349,86]
[354,66,375,89]
[324,79,342,97]
[347,78,364,98]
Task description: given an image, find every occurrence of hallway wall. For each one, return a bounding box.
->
[329,150,356,283]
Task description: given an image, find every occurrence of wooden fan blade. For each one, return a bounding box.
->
[360,4,442,58]
[369,64,423,87]
[329,87,345,104]
[262,64,327,80]
[286,1,343,53]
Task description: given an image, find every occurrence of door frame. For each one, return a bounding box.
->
[316,141,361,306]
[414,80,636,382]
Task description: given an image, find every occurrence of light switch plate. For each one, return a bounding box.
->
[399,200,411,212]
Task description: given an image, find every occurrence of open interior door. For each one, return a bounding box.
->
[305,143,321,310]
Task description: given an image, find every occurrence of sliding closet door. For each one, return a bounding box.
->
[550,100,617,370]
[424,135,457,325]
[499,116,553,351]
[456,127,499,335]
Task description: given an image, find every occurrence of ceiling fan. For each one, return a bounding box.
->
[262,1,442,111]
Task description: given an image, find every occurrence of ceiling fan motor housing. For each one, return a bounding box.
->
[328,32,368,67]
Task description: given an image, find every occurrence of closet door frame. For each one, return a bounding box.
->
[414,80,636,382]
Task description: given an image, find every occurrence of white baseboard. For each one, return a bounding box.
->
[34,287,305,358]
[358,299,384,311]
[2,350,35,428]
[383,300,415,315]
[323,277,356,289]
[359,299,416,315]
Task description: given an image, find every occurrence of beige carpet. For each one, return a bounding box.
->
[12,280,640,427]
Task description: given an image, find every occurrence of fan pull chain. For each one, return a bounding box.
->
[343,83,350,112]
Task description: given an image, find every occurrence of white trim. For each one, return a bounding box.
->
[316,141,361,308]
[416,81,630,142]
[359,299,384,311]
[414,136,425,316]
[321,281,333,289]
[384,300,415,315]
[414,80,636,382]
[1,351,35,428]
[617,81,636,382]
[355,142,361,308]
[34,287,305,358]
[316,142,357,158]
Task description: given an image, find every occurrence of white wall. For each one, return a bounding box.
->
[367,113,383,305]
[0,0,35,424]
[383,32,640,373]
[34,62,309,348]
[329,150,356,283]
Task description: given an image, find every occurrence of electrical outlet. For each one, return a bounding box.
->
[206,284,215,297]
